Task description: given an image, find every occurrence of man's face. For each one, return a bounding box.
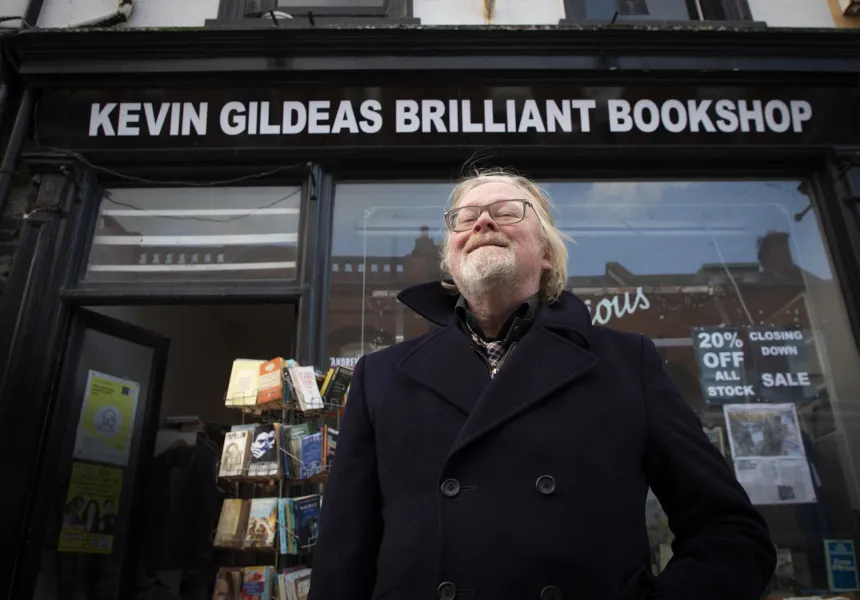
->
[448,182,550,297]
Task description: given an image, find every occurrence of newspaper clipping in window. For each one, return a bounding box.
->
[723,403,816,506]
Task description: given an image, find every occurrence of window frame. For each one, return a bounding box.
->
[64,175,313,303]
[214,0,416,24]
[561,0,754,23]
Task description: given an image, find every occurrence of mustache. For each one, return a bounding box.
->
[465,234,509,253]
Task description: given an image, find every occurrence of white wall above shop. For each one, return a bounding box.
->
[36,0,219,28]
[747,0,836,27]
[28,0,843,30]
[414,0,565,25]
[0,0,30,28]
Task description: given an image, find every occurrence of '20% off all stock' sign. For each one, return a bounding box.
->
[693,328,755,403]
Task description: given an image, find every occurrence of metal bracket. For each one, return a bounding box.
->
[22,205,68,220]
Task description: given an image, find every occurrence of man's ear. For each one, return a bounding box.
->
[541,245,552,271]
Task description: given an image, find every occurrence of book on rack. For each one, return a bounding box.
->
[322,425,338,469]
[245,498,278,549]
[258,358,287,409]
[219,430,252,478]
[279,568,312,600]
[292,495,322,553]
[214,499,251,549]
[241,566,275,600]
[248,424,280,478]
[299,432,323,480]
[212,567,243,600]
[226,359,264,407]
[320,366,353,408]
[278,498,298,555]
[283,423,312,479]
[231,424,257,433]
[287,366,325,412]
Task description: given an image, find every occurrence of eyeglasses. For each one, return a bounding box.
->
[444,199,533,232]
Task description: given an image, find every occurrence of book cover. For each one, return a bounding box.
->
[248,424,279,477]
[321,367,353,408]
[286,498,297,555]
[230,424,257,433]
[288,366,324,412]
[226,359,264,407]
[245,498,278,549]
[257,358,286,408]
[292,495,321,553]
[214,499,250,549]
[212,567,243,600]
[220,431,252,478]
[241,566,274,600]
[285,568,313,600]
[323,426,339,469]
[286,423,312,479]
[299,433,323,480]
[277,498,289,555]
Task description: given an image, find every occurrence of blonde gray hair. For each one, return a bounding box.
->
[439,167,572,303]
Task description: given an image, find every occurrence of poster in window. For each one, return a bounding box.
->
[826,539,860,592]
[58,461,123,554]
[723,403,816,506]
[745,324,817,404]
[692,326,755,405]
[73,370,140,467]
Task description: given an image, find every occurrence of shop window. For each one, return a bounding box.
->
[212,0,416,25]
[325,179,860,593]
[562,0,753,21]
[82,186,302,285]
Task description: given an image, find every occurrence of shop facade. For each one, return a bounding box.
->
[4,24,860,600]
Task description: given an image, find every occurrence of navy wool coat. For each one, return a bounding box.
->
[308,282,776,600]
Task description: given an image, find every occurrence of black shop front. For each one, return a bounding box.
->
[4,25,860,600]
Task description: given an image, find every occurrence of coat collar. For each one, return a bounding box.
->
[395,281,599,459]
[396,280,594,346]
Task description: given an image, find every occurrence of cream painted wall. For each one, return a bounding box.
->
[747,0,836,27]
[0,0,31,28]
[414,0,565,25]
[36,0,218,27]
[23,0,852,47]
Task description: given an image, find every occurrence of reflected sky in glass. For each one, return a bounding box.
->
[332,180,832,281]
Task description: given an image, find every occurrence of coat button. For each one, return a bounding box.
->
[441,479,461,498]
[437,581,457,600]
[536,475,556,495]
[540,585,562,600]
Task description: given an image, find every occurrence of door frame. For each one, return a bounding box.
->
[13,307,170,600]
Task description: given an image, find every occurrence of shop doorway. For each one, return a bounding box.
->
[31,302,298,600]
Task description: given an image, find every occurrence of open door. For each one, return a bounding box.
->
[20,308,169,600]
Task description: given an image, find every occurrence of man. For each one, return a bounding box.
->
[309,169,776,600]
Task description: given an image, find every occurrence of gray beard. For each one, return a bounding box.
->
[455,248,517,300]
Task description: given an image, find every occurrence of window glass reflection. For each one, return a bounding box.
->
[327,178,860,592]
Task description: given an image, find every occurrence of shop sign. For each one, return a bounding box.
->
[34,85,860,151]
[581,286,651,326]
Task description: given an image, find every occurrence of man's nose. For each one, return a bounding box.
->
[472,210,498,232]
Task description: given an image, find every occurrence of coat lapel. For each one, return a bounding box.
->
[447,321,599,459]
[396,324,490,415]
[394,282,601,456]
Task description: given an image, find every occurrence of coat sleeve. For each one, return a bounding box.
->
[308,356,383,600]
[640,335,776,600]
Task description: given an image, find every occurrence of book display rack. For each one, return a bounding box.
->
[211,358,352,600]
